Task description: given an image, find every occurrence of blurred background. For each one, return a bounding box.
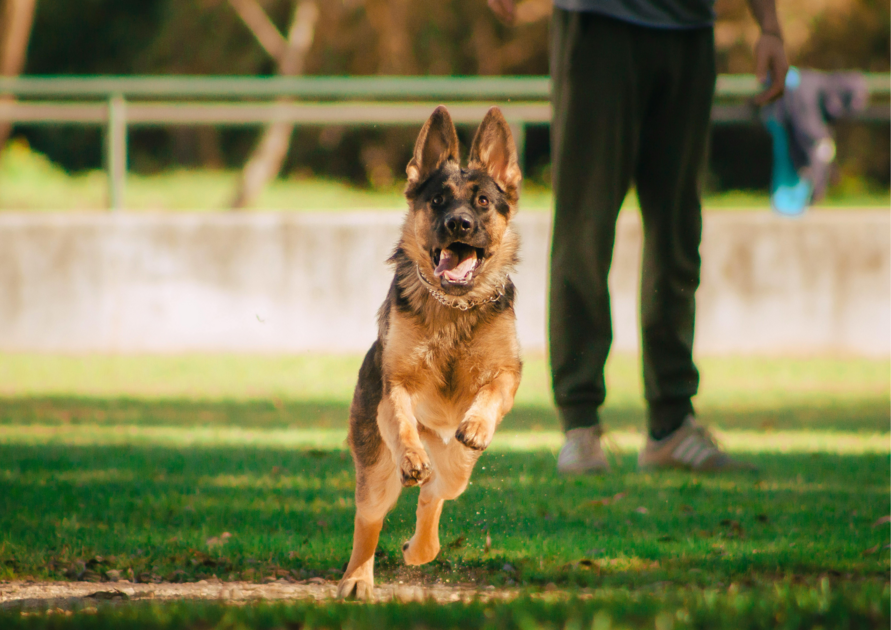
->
[0,0,888,357]
[1,0,889,204]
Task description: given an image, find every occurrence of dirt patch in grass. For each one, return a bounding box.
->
[0,579,518,611]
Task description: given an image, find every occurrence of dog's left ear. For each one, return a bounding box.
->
[468,107,522,198]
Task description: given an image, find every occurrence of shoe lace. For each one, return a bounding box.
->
[598,427,624,469]
[692,423,724,452]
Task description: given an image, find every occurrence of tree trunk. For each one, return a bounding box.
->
[229,0,317,209]
[197,127,224,169]
[0,0,37,156]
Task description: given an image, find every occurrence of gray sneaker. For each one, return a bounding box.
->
[638,416,756,472]
[557,426,611,475]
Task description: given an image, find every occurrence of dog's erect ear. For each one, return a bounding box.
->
[468,107,522,196]
[406,106,460,185]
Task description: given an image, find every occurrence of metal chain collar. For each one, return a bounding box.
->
[415,265,506,311]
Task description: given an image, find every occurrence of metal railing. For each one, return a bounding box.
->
[0,74,888,210]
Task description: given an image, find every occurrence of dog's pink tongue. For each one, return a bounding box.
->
[434,248,477,281]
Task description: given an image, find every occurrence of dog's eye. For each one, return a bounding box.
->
[431,194,445,207]
[477,195,489,207]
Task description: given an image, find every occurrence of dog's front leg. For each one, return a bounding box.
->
[378,386,433,487]
[455,370,520,451]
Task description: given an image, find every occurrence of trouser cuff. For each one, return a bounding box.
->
[648,399,694,440]
[559,404,601,432]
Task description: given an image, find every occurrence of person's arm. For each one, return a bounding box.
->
[746,0,789,104]
[488,0,516,25]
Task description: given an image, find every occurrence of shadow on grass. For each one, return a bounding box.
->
[0,441,888,588]
[1,395,888,432]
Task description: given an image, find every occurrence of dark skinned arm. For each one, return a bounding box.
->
[745,0,790,104]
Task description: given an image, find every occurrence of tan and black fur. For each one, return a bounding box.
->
[337,106,523,600]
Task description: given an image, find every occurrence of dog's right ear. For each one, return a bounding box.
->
[406,106,459,186]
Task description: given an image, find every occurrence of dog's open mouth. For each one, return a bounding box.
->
[432,243,485,285]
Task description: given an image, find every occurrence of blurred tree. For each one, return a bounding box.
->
[715,0,890,72]
[0,0,37,155]
[797,0,890,72]
[228,0,318,209]
[797,0,890,189]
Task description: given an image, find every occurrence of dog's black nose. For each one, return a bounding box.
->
[444,212,475,237]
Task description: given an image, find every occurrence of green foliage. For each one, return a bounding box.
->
[1,142,889,211]
[1,352,888,433]
[0,139,407,211]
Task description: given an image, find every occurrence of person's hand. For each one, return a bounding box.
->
[753,32,789,105]
[488,0,516,25]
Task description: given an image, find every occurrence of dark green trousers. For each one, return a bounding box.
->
[549,9,716,436]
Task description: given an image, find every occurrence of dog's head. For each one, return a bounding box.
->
[401,106,521,297]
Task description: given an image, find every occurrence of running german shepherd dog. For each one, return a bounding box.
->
[337,106,523,600]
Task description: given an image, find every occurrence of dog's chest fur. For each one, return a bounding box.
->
[382,307,518,441]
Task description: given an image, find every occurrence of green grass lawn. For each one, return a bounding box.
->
[0,353,888,628]
[2,140,889,211]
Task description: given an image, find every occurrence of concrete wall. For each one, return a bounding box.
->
[0,210,887,356]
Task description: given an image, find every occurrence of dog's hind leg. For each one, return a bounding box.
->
[339,342,401,600]
[338,456,401,600]
[402,435,480,566]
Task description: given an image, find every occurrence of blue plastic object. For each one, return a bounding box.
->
[785,66,801,90]
[764,117,812,216]
[763,67,812,216]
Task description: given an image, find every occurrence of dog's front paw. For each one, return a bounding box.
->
[399,448,432,487]
[455,416,493,451]
[337,575,374,601]
[402,535,440,566]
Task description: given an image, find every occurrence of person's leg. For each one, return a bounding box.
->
[549,9,641,433]
[633,27,715,440]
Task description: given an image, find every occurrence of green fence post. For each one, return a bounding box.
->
[106,94,127,210]
[509,121,526,175]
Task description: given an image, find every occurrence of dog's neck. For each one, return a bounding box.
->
[414,264,508,312]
